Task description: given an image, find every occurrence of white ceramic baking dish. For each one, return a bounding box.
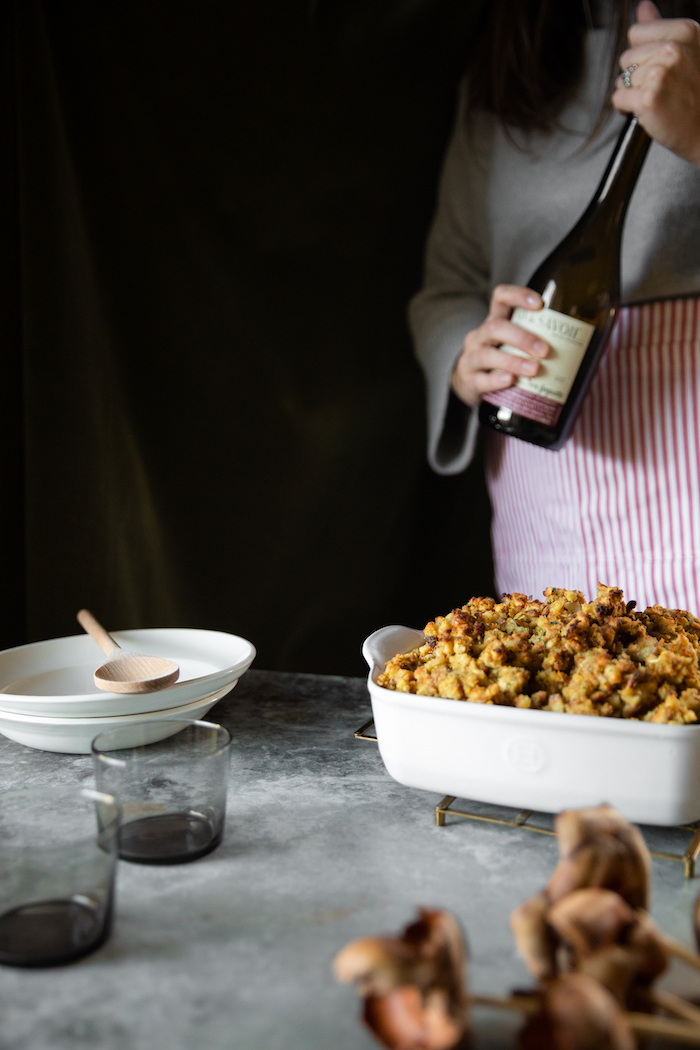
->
[363,625,700,827]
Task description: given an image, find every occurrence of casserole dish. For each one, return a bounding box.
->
[363,625,700,826]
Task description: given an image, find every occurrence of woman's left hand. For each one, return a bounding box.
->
[612,0,700,168]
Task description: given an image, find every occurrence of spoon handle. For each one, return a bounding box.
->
[77,609,121,656]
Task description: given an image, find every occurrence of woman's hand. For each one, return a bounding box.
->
[450,285,549,409]
[612,1,700,168]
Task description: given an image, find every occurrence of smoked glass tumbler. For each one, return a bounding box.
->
[91,719,232,865]
[0,785,120,967]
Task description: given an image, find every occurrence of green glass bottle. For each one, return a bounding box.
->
[479,116,651,450]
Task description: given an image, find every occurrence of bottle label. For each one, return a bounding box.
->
[483,307,596,427]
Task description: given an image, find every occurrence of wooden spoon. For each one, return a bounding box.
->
[77,609,180,694]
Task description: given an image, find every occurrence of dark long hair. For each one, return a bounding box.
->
[466,0,700,134]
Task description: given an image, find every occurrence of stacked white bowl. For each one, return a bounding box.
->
[0,629,256,753]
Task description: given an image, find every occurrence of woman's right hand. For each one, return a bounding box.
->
[450,285,550,408]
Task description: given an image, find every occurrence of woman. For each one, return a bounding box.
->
[410,0,700,610]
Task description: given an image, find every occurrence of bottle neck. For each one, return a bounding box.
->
[586,115,651,236]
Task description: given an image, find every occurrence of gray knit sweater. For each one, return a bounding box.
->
[409,29,700,475]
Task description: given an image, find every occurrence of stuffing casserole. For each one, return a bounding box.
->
[377,585,700,724]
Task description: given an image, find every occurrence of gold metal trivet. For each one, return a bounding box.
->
[354,718,377,741]
[354,716,700,878]
[436,796,700,879]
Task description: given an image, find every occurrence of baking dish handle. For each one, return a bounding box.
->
[362,626,424,675]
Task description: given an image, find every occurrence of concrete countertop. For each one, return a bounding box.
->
[0,669,698,1050]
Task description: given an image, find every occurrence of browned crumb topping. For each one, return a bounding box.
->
[376,585,700,724]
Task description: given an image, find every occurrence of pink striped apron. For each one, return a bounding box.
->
[484,296,700,613]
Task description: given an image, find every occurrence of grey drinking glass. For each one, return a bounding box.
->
[91,719,232,865]
[0,785,120,967]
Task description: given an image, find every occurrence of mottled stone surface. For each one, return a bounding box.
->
[0,670,698,1049]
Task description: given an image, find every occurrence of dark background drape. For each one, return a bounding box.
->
[2,0,493,675]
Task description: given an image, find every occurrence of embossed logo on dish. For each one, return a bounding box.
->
[504,737,546,774]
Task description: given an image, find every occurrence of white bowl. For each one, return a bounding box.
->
[363,625,700,827]
[0,629,255,717]
[0,687,233,754]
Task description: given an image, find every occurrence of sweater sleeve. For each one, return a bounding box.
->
[408,94,494,475]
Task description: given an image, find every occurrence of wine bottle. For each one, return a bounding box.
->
[479,115,651,450]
